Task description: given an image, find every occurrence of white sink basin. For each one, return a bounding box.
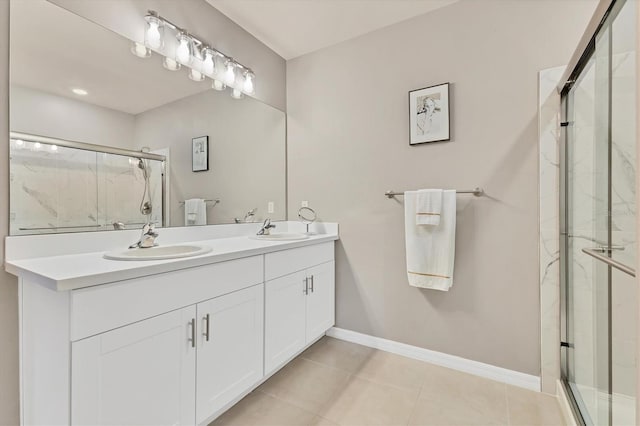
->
[249,233,309,241]
[104,245,212,261]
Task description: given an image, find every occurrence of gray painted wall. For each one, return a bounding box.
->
[0,2,20,424]
[286,0,597,375]
[11,86,136,149]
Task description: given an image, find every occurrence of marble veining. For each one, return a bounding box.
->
[538,65,565,395]
[10,139,164,234]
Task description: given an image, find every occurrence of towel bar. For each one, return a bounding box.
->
[179,199,220,206]
[384,188,484,198]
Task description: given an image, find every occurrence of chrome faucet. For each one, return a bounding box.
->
[257,218,276,236]
[235,208,257,223]
[113,221,125,230]
[129,223,159,249]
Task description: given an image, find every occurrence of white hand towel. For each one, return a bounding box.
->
[416,189,443,226]
[404,190,456,291]
[184,198,206,226]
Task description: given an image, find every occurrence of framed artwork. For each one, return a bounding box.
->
[192,136,209,172]
[409,82,450,145]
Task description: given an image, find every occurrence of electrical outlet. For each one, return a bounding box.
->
[268,201,274,213]
[301,200,309,207]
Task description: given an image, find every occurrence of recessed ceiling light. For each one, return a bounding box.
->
[72,88,88,96]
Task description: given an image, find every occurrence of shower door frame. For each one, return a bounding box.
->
[558,0,634,425]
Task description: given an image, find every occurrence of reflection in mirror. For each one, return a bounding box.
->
[9,133,165,235]
[9,0,286,235]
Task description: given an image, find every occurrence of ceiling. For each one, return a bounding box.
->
[11,0,213,115]
[206,0,460,60]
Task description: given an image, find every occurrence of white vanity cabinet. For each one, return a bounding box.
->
[12,235,337,426]
[264,242,335,374]
[195,285,264,424]
[71,284,265,426]
[71,306,198,425]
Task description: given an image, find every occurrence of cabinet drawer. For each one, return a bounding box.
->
[70,256,263,341]
[264,242,334,281]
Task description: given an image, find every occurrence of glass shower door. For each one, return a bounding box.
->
[562,1,636,425]
[564,45,611,425]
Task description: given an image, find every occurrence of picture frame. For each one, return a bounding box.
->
[409,82,450,145]
[192,136,209,172]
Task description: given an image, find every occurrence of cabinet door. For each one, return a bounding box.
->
[264,270,307,374]
[71,306,196,425]
[196,284,264,424]
[305,261,335,343]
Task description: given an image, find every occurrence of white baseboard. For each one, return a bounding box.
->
[326,327,541,392]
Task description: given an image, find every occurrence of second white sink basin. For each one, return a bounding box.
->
[104,245,212,261]
[250,233,309,241]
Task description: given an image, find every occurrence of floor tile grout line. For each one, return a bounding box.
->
[299,348,428,395]
[253,387,322,421]
[405,381,425,426]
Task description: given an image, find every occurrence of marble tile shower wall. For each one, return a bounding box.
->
[610,46,637,399]
[9,142,163,234]
[539,65,565,395]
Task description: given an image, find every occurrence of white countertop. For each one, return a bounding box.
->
[6,233,338,291]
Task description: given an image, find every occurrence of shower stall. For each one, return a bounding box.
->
[560,0,637,424]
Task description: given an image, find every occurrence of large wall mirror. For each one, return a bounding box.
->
[9,0,286,235]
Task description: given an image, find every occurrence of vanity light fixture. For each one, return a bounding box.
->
[231,88,244,99]
[132,10,256,99]
[175,32,193,65]
[212,79,226,91]
[243,71,255,95]
[72,88,88,96]
[224,61,236,86]
[189,68,205,82]
[162,57,181,71]
[202,47,216,76]
[144,12,164,50]
[131,42,151,58]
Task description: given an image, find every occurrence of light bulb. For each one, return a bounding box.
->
[34,142,41,149]
[50,145,58,152]
[14,139,23,146]
[231,88,243,99]
[176,34,192,65]
[147,19,162,49]
[212,79,226,91]
[163,57,181,71]
[243,72,254,94]
[131,42,151,58]
[202,49,215,76]
[189,68,205,82]
[225,62,236,86]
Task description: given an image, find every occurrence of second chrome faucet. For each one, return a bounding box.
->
[129,223,159,248]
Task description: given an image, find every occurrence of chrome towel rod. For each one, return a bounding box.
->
[179,199,220,206]
[385,187,484,198]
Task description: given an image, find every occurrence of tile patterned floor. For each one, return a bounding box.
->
[211,337,565,426]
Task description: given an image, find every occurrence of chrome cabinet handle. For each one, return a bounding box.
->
[203,313,210,342]
[303,277,309,295]
[189,318,196,348]
[310,275,314,293]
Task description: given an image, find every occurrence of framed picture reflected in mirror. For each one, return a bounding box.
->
[192,135,209,172]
